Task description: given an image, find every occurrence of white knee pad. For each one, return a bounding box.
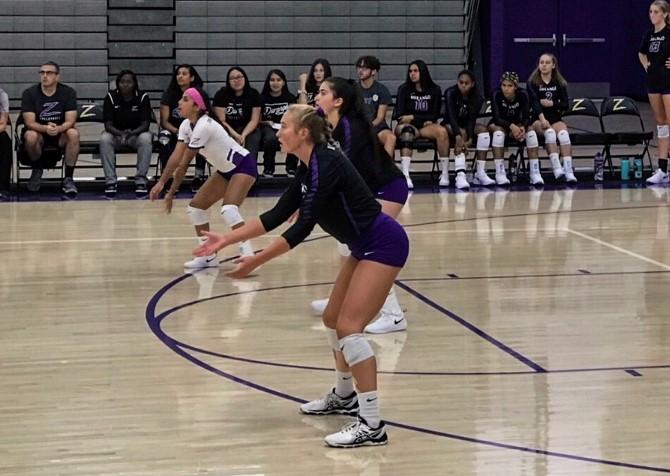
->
[492,130,505,148]
[658,124,670,138]
[339,333,374,366]
[476,132,491,151]
[525,130,539,148]
[186,205,209,226]
[557,129,571,146]
[220,204,244,227]
[326,327,340,352]
[543,128,557,144]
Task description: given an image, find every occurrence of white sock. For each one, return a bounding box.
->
[454,153,466,173]
[335,370,354,397]
[439,157,448,175]
[530,158,540,174]
[563,156,573,171]
[400,156,411,176]
[358,390,380,428]
[550,153,561,170]
[494,158,505,174]
[476,159,487,174]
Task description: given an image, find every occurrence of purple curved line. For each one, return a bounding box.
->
[146,276,670,473]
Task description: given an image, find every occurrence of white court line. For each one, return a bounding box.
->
[566,228,670,271]
[0,227,616,246]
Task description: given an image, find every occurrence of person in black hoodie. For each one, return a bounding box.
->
[259,69,296,176]
[441,69,489,189]
[392,60,447,189]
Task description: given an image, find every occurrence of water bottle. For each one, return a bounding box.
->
[594,152,604,181]
[508,153,517,182]
[634,156,643,179]
[620,157,630,181]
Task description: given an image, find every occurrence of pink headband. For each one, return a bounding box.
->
[184,87,207,111]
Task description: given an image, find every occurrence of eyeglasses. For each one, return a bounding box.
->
[39,70,58,76]
[229,75,245,81]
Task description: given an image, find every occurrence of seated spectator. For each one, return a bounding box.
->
[297,58,332,107]
[355,55,396,159]
[213,66,262,166]
[0,86,11,200]
[159,64,207,191]
[392,60,446,190]
[100,70,153,198]
[441,69,488,189]
[487,71,539,186]
[259,69,296,176]
[20,61,79,196]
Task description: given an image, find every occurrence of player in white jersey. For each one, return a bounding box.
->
[150,87,257,267]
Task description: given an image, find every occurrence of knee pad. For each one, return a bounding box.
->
[220,204,244,227]
[398,125,415,149]
[543,128,557,144]
[658,124,670,138]
[557,129,571,146]
[476,132,491,151]
[492,130,505,148]
[339,333,374,366]
[186,205,209,226]
[525,130,539,148]
[326,327,339,352]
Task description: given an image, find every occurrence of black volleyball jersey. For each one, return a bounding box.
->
[260,143,381,248]
[491,88,531,128]
[393,83,442,127]
[333,116,403,192]
[443,85,483,138]
[639,26,670,89]
[527,78,568,124]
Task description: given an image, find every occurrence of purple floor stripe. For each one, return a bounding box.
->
[395,280,547,373]
[626,369,643,377]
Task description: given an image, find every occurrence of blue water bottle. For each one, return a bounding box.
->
[634,156,643,179]
[620,157,630,181]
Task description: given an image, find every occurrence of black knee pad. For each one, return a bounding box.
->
[398,125,415,149]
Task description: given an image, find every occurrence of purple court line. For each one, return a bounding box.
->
[395,280,547,373]
[401,269,670,283]
[156,275,670,377]
[626,370,643,377]
[145,276,670,474]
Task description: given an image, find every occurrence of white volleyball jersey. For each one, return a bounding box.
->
[178,115,249,173]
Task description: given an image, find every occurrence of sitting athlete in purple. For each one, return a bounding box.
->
[297,58,332,107]
[194,104,409,448]
[393,60,448,189]
[149,87,257,268]
[314,77,407,334]
[528,53,576,184]
[487,71,540,186]
[355,55,396,158]
[441,69,488,189]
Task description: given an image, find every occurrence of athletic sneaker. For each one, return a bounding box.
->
[324,416,388,448]
[472,171,495,186]
[299,388,358,416]
[135,182,148,198]
[647,169,669,185]
[62,177,78,196]
[454,171,470,190]
[495,171,510,186]
[529,171,544,186]
[553,167,566,181]
[311,298,328,315]
[105,183,117,198]
[27,168,43,192]
[183,254,218,269]
[564,165,577,183]
[438,172,449,187]
[365,312,407,334]
[239,240,254,257]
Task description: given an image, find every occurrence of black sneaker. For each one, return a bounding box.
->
[0,190,9,201]
[62,177,78,197]
[135,182,148,198]
[105,183,117,198]
[262,169,274,177]
[191,175,203,193]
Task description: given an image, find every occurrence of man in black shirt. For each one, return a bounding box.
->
[100,70,153,198]
[21,61,79,195]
